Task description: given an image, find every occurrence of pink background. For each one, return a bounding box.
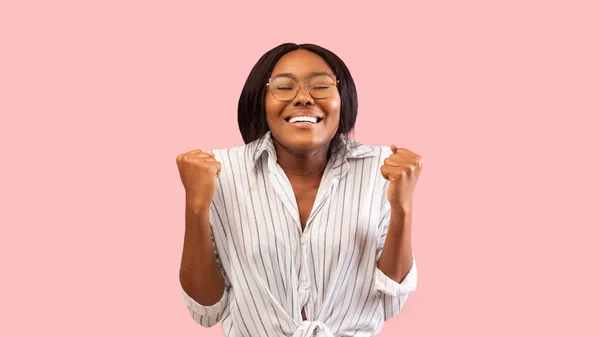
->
[1,0,599,336]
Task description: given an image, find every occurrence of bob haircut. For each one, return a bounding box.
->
[237,43,358,156]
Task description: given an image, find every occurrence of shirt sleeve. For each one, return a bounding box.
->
[374,181,418,321]
[180,204,231,327]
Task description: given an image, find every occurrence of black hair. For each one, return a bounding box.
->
[237,43,358,156]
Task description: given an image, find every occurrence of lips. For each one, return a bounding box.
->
[284,110,324,124]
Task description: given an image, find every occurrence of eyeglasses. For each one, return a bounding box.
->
[266,74,339,101]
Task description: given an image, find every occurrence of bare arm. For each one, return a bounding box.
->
[378,144,422,284]
[177,149,225,307]
[179,202,225,306]
[377,207,413,283]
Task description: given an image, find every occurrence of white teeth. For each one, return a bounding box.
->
[288,116,318,124]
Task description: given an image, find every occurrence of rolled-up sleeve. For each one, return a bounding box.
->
[375,255,417,297]
[181,281,229,327]
[374,187,418,320]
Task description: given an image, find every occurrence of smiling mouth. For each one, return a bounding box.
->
[284,116,323,124]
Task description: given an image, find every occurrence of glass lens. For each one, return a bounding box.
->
[269,77,299,101]
[308,75,336,99]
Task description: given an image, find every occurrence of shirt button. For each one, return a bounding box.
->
[300,237,307,244]
[301,282,310,289]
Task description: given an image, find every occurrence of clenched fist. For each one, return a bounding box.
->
[176,149,222,211]
[380,145,424,213]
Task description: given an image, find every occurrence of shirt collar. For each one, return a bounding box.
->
[250,131,376,169]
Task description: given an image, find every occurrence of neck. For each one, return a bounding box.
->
[273,140,329,179]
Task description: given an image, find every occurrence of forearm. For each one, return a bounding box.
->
[377,207,413,283]
[179,204,225,306]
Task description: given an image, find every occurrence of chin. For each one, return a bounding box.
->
[288,134,333,150]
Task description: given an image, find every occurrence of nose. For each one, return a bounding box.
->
[293,86,314,106]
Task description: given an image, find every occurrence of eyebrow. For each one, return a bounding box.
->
[272,71,333,79]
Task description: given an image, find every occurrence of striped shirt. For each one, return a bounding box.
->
[181,131,417,337]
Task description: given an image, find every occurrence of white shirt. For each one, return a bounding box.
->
[181,131,417,337]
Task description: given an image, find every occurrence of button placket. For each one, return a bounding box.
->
[298,233,311,312]
[299,236,309,285]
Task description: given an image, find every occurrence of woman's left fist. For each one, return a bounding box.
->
[380,145,424,212]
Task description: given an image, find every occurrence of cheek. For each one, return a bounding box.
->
[323,97,341,119]
[265,95,286,120]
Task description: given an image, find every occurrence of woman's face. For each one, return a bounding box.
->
[265,49,341,155]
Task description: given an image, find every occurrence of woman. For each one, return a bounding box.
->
[176,43,423,337]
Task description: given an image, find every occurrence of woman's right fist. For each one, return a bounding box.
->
[176,149,222,210]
